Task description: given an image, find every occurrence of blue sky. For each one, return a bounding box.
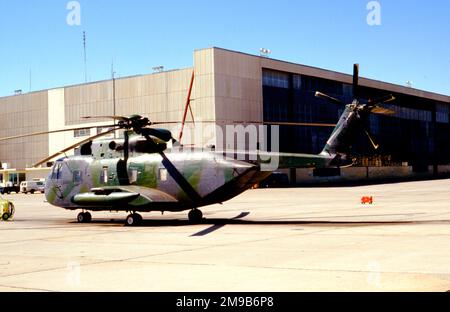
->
[0,0,449,97]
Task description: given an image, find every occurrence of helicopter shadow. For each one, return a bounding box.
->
[81,212,450,236]
[188,218,448,236]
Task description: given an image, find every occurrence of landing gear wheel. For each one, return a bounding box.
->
[126,213,142,226]
[8,203,14,218]
[135,213,143,224]
[77,213,84,223]
[84,212,92,223]
[188,209,203,224]
[2,213,10,221]
[77,212,92,223]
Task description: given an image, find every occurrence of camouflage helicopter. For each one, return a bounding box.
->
[0,64,395,225]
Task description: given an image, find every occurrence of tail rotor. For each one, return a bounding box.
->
[315,63,396,151]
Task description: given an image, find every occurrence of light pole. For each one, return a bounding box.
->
[111,62,117,138]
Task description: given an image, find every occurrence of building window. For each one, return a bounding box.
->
[74,128,91,138]
[387,105,432,122]
[369,115,380,135]
[342,84,353,101]
[262,70,289,88]
[293,75,302,90]
[436,112,449,123]
[436,103,449,124]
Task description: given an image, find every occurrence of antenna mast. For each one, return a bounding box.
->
[83,31,87,83]
[111,61,117,138]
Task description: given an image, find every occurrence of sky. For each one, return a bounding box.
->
[0,0,449,97]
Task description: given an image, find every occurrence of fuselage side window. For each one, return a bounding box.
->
[159,168,168,182]
[130,169,138,184]
[101,166,109,184]
[73,170,82,183]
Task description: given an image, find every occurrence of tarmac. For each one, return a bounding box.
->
[1,179,450,292]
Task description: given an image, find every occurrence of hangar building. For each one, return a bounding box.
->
[1,47,449,186]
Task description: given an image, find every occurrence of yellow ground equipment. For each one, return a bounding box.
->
[1,196,15,221]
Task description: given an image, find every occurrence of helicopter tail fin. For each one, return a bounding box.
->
[319,105,360,166]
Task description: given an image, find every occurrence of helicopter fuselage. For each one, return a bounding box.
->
[45,149,270,213]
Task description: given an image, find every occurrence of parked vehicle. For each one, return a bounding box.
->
[37,182,45,193]
[0,195,15,221]
[0,182,20,194]
[20,181,45,194]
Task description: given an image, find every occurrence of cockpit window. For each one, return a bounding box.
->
[51,163,63,180]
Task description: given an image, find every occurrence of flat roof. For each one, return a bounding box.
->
[0,67,193,100]
[207,47,450,103]
[2,47,449,103]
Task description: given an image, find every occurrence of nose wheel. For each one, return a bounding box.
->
[77,212,92,223]
[188,209,203,224]
[126,213,143,226]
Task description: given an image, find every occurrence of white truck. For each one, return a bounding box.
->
[20,181,45,194]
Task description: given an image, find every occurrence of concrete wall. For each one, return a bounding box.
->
[25,168,51,181]
[64,68,194,126]
[48,88,68,157]
[210,48,264,151]
[0,91,49,169]
[188,48,216,146]
[0,68,198,169]
[213,48,263,124]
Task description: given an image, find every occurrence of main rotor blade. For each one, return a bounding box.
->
[355,113,380,150]
[141,128,174,142]
[370,106,396,116]
[83,116,130,121]
[353,63,360,100]
[234,120,336,127]
[150,121,189,125]
[83,116,194,127]
[148,120,336,127]
[315,91,343,105]
[368,94,396,106]
[364,129,380,150]
[0,124,117,143]
[33,127,119,168]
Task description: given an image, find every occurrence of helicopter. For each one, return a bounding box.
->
[0,64,395,226]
